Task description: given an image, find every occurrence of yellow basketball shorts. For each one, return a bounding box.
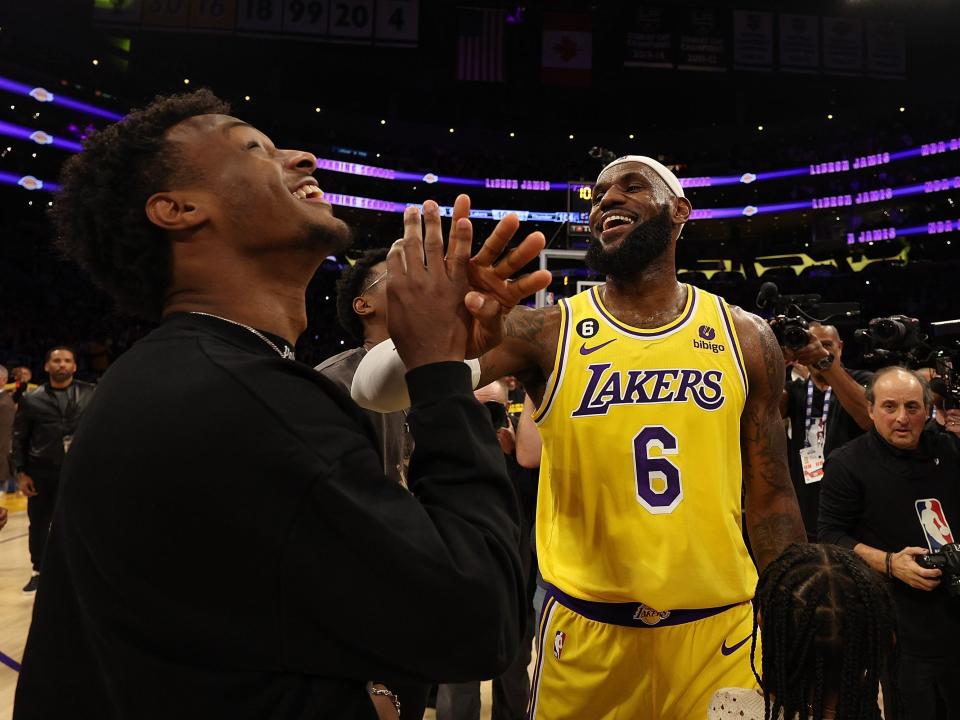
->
[528,585,761,720]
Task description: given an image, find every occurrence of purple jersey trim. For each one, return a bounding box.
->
[527,595,557,719]
[534,298,570,423]
[590,285,698,339]
[718,297,749,395]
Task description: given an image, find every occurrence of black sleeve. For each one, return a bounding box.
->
[818,451,863,549]
[11,398,31,473]
[280,362,525,684]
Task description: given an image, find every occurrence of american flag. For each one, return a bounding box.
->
[457,7,505,82]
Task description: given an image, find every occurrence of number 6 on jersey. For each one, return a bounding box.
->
[633,426,683,514]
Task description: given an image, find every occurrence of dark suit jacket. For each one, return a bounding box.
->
[0,392,14,481]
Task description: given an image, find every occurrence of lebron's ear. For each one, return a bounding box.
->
[353,296,375,319]
[673,196,692,226]
[145,191,210,232]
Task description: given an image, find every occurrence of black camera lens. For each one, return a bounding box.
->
[871,318,904,343]
[783,325,809,351]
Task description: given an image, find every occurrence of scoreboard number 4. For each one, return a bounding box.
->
[375,0,418,43]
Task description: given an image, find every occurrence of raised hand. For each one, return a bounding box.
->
[444,194,552,357]
[386,200,473,370]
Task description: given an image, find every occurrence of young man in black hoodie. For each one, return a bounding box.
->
[14,90,548,720]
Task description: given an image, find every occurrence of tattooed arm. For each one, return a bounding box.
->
[477,305,561,405]
[732,307,807,571]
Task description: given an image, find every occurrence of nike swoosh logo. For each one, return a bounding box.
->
[720,634,751,656]
[579,339,617,355]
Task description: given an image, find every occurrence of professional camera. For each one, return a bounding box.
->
[929,320,960,410]
[863,315,922,346]
[770,316,811,351]
[916,543,960,598]
[755,282,860,351]
[854,315,927,366]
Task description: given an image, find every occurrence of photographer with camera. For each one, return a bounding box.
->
[778,321,873,540]
[819,367,960,719]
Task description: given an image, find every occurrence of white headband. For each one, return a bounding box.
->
[597,155,685,198]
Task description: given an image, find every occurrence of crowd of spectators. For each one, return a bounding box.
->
[6,246,957,380]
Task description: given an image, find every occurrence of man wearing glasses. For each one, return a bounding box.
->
[317,248,413,488]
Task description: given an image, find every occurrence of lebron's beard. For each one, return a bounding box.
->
[585,207,673,280]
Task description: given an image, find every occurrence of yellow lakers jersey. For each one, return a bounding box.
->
[534,284,757,610]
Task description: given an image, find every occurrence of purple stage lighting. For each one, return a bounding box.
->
[0,75,122,121]
[0,120,84,152]
[927,219,960,235]
[0,171,60,192]
[5,70,960,193]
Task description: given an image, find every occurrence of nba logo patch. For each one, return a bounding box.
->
[553,631,566,659]
[915,498,955,551]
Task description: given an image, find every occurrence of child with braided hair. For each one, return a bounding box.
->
[708,543,899,720]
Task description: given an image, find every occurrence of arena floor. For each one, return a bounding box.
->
[0,495,30,719]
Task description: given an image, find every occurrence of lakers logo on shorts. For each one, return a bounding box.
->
[634,604,671,626]
[553,631,566,659]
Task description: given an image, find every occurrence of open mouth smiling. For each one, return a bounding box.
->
[597,211,638,242]
[291,183,324,201]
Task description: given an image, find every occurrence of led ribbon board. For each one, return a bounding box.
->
[3,74,957,190]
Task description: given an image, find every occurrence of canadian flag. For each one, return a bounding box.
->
[541,12,592,86]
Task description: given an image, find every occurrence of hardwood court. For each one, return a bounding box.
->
[0,493,31,719]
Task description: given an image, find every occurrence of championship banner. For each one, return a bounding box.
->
[93,0,419,46]
[733,10,772,72]
[677,7,727,72]
[866,20,905,79]
[823,16,864,76]
[541,12,592,86]
[779,13,819,74]
[624,6,674,69]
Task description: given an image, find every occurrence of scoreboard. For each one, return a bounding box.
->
[567,181,593,238]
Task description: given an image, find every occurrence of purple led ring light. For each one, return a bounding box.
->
[0,76,123,121]
[5,74,955,191]
[4,169,955,242]
[7,170,955,226]
[0,171,60,192]
[0,120,84,153]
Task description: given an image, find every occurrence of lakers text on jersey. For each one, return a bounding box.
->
[534,284,757,611]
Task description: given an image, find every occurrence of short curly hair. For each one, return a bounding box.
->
[44,346,76,363]
[335,248,388,341]
[50,89,230,319]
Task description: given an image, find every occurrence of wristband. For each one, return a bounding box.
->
[351,338,481,413]
[885,551,893,578]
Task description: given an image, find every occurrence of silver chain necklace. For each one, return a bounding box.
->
[189,312,296,360]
